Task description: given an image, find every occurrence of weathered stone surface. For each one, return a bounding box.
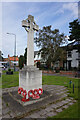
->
[45,106,53,112]
[37,109,47,116]
[50,104,58,109]
[66,98,72,102]
[61,94,67,98]
[0,115,1,118]
[27,112,41,118]
[2,101,6,109]
[19,15,42,93]
[9,112,16,118]
[47,112,57,117]
[22,15,39,66]
[2,107,10,115]
[73,100,77,103]
[2,86,18,94]
[2,114,10,118]
[19,67,42,92]
[61,100,68,104]
[41,114,48,118]
[70,97,73,100]
[56,102,64,107]
[0,109,2,116]
[62,105,69,109]
[56,108,63,113]
[2,85,75,119]
[68,102,74,106]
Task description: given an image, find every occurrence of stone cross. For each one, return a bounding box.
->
[22,15,39,66]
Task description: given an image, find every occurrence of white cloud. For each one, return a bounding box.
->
[63,3,78,18]
[51,2,78,35]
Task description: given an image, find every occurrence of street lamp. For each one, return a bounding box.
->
[7,33,16,72]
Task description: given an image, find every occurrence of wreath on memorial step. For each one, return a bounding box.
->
[18,87,43,102]
[18,87,23,94]
[38,88,43,95]
[28,89,34,98]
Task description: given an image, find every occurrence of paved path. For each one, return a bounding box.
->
[2,85,77,119]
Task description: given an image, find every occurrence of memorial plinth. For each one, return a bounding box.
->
[19,66,42,92]
[19,15,42,100]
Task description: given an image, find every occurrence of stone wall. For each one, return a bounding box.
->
[60,71,77,77]
[42,70,79,77]
[42,70,56,74]
[60,71,80,77]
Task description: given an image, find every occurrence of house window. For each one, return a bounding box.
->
[78,53,80,58]
[68,51,72,57]
[79,61,80,67]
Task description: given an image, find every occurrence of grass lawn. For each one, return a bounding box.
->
[43,75,79,119]
[2,71,19,88]
[2,70,80,118]
[0,77,2,88]
[42,75,79,100]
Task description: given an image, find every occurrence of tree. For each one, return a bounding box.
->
[34,26,66,68]
[19,48,27,69]
[19,55,24,69]
[69,19,80,41]
[0,51,3,61]
[24,48,27,65]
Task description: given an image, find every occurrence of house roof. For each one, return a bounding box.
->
[4,56,19,61]
[68,41,80,46]
[3,58,8,61]
[63,41,80,51]
[9,56,19,61]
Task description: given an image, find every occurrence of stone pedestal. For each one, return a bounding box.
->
[19,15,42,100]
[19,65,42,92]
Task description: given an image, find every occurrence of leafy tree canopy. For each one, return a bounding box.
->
[34,25,67,68]
[19,55,24,69]
[0,51,3,61]
[69,19,80,41]
[19,48,27,69]
[24,48,27,65]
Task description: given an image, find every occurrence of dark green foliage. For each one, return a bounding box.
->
[69,19,80,41]
[24,48,27,65]
[8,68,11,72]
[34,26,66,68]
[19,48,27,69]
[37,61,40,68]
[19,55,24,69]
[0,51,3,61]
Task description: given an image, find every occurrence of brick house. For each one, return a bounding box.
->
[50,41,80,71]
[66,41,80,70]
[3,55,19,67]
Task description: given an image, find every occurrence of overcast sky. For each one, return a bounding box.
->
[1,1,78,58]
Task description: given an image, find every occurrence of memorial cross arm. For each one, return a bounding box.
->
[22,15,39,32]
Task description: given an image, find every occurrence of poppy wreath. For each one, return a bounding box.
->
[28,90,34,98]
[38,88,43,95]
[18,87,43,102]
[22,90,27,99]
[18,87,23,94]
[34,89,39,95]
[22,90,29,102]
[33,89,40,99]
